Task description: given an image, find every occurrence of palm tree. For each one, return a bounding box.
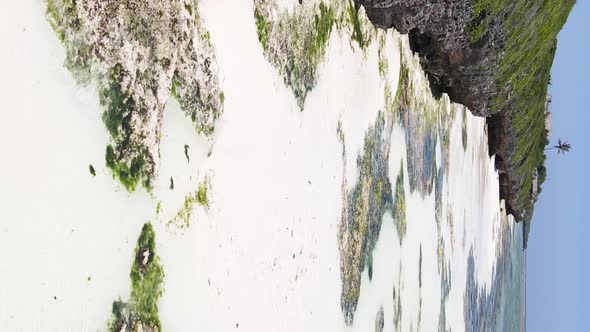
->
[545,138,572,155]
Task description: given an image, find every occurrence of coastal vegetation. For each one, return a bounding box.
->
[499,1,573,177]
[467,0,575,242]
[105,222,164,332]
[546,138,572,155]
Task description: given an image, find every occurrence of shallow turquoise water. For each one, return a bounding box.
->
[465,222,524,331]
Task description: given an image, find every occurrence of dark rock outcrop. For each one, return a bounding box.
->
[355,0,527,217]
[357,0,503,117]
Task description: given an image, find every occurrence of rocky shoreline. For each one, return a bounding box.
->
[47,0,572,243]
[357,0,501,116]
[356,0,574,241]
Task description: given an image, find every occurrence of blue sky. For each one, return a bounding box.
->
[527,1,590,331]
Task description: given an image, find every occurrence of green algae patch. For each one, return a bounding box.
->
[168,192,197,230]
[106,145,151,192]
[105,222,164,332]
[100,63,153,192]
[45,0,224,192]
[253,1,335,109]
[167,177,211,230]
[196,179,210,210]
[253,0,374,109]
[89,164,96,177]
[46,0,91,83]
[156,201,162,215]
[346,0,371,49]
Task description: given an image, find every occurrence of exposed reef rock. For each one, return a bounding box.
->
[375,305,385,332]
[356,0,575,240]
[337,112,394,325]
[106,222,164,332]
[338,34,457,325]
[253,0,374,108]
[46,0,223,191]
[254,0,336,108]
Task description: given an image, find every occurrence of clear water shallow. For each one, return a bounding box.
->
[0,0,524,331]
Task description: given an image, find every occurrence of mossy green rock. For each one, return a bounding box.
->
[106,222,164,332]
[46,0,224,191]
